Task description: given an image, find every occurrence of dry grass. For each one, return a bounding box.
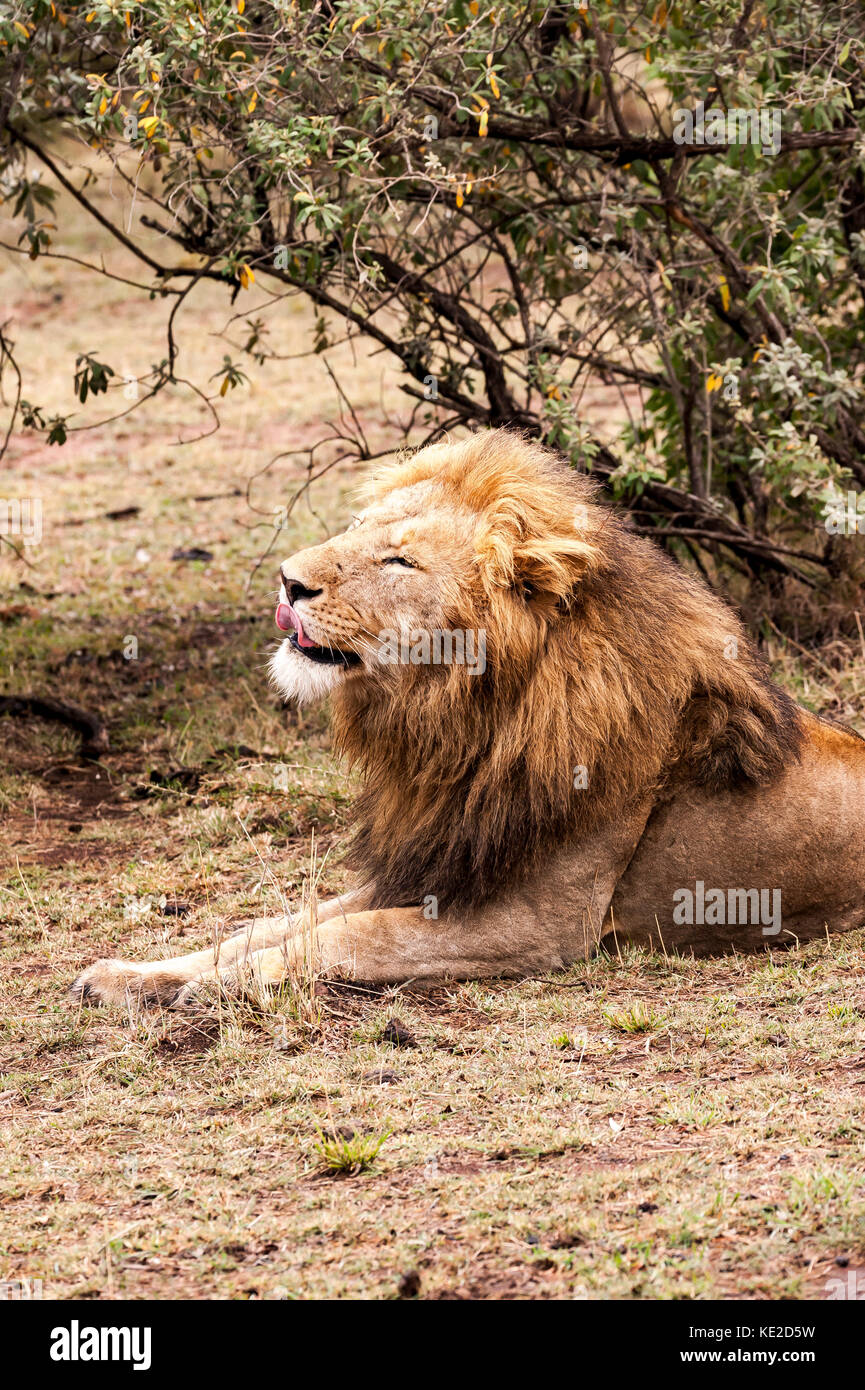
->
[1,151,865,1301]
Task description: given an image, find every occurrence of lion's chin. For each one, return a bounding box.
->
[269,640,345,705]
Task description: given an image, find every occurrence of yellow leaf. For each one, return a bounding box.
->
[469,1,479,12]
[456,187,464,209]
[466,180,473,194]
[719,276,730,312]
[478,109,488,136]
[351,14,370,32]
[98,95,108,115]
[237,0,245,11]
[247,90,258,113]
[238,264,255,289]
[139,96,151,114]
[230,50,247,59]
[220,376,230,397]
[706,374,721,393]
[489,73,500,99]
[85,10,96,21]
[138,115,159,137]
[125,10,131,26]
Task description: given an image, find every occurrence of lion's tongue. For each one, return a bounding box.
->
[275,602,317,648]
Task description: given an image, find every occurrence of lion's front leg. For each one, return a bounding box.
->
[255,904,575,985]
[179,897,590,1001]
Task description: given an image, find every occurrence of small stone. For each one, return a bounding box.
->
[397,1270,421,1299]
[380,1018,417,1047]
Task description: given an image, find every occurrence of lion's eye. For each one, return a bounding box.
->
[382,555,416,568]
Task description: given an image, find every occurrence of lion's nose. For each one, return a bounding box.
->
[280,569,322,606]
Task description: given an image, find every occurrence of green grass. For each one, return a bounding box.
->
[603,1001,662,1034]
[314,1128,392,1177]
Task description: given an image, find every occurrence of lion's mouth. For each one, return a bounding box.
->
[276,602,361,669]
[287,631,361,667]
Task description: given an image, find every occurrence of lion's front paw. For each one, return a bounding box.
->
[70,958,141,1008]
[70,958,188,1010]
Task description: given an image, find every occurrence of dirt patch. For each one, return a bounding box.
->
[153,1018,222,1059]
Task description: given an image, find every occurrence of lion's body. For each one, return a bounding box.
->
[608,711,865,954]
[72,432,865,1008]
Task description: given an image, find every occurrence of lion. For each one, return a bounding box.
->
[71,430,865,1008]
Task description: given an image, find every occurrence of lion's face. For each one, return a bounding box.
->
[270,478,482,703]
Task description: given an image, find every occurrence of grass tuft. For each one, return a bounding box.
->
[603,1001,662,1034]
[313,1128,392,1177]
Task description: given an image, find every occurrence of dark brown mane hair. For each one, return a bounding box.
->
[332,431,803,913]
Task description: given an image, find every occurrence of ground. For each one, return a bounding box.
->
[2,150,865,1301]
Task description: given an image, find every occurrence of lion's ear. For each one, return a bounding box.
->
[477,528,602,601]
[516,533,602,599]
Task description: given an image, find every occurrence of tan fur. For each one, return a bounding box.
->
[71,431,865,1009]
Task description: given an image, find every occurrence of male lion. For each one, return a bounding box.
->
[72,431,865,1008]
